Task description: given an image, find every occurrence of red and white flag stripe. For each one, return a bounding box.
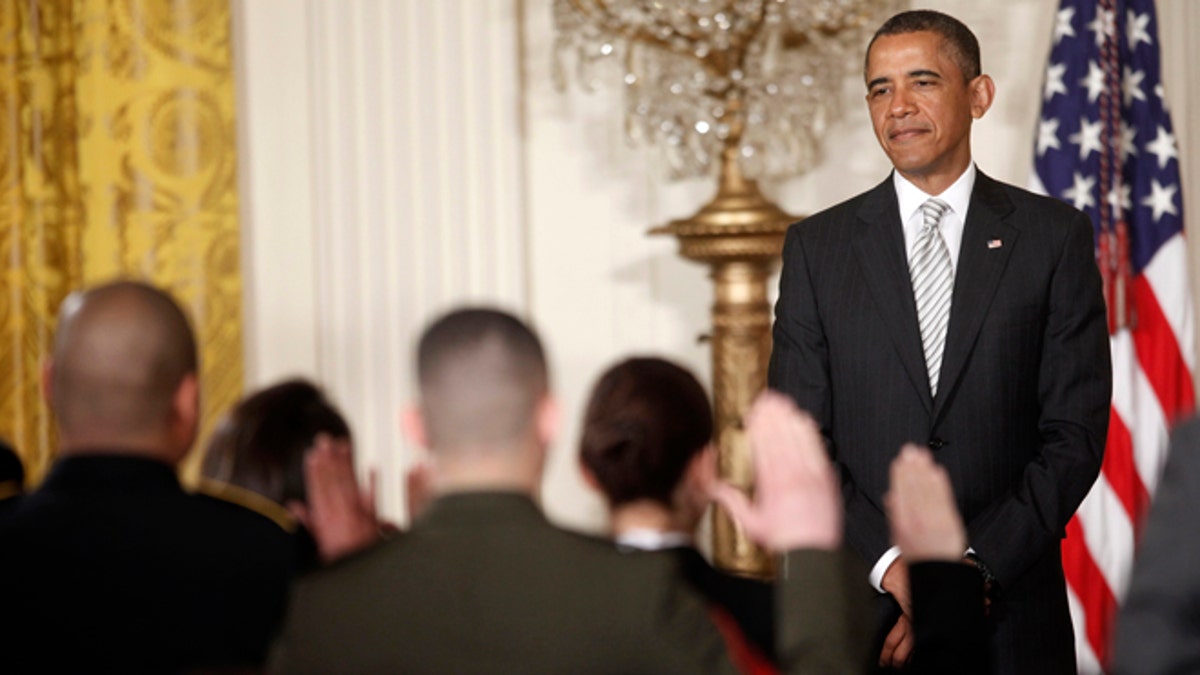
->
[1065,238,1194,671]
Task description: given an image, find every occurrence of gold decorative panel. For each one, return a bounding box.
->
[0,0,243,485]
[1,0,85,484]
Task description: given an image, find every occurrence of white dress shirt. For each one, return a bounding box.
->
[614,528,692,552]
[869,163,977,593]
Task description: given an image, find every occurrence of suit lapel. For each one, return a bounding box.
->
[852,176,934,413]
[933,172,1019,422]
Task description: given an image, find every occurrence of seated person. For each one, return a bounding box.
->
[200,378,360,569]
[579,356,775,666]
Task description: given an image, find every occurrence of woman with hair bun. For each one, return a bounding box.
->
[580,357,775,673]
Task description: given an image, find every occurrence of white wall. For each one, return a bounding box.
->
[234,0,1199,531]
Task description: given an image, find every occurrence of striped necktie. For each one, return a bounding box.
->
[910,198,954,397]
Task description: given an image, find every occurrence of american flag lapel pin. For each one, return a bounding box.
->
[987,239,1003,249]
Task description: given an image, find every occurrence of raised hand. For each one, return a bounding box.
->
[711,390,842,552]
[302,433,382,563]
[885,444,966,562]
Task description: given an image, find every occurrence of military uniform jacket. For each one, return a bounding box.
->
[0,454,295,673]
[270,491,874,675]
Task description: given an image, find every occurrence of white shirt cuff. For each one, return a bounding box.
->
[869,546,902,593]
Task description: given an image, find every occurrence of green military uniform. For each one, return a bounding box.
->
[270,491,873,674]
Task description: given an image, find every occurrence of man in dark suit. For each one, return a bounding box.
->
[1112,417,1200,674]
[768,10,1111,673]
[270,308,873,675]
[0,281,295,673]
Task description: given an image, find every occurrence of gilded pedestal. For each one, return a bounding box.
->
[652,149,795,578]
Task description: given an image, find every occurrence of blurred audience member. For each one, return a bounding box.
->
[199,378,356,569]
[580,357,775,667]
[1112,417,1200,674]
[0,281,293,673]
[271,309,870,674]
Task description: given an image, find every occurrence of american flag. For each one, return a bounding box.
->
[1031,0,1194,671]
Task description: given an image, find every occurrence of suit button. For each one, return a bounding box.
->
[928,437,947,450]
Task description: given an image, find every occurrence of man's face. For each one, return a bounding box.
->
[864,31,992,191]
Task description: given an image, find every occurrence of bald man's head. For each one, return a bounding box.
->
[415,308,548,454]
[50,281,199,457]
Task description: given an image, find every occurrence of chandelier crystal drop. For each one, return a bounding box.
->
[553,0,905,180]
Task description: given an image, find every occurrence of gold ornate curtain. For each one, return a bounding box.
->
[0,0,243,484]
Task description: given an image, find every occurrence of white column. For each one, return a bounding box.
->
[235,0,527,522]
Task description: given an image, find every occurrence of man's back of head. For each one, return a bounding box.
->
[49,280,199,463]
[2,280,293,672]
[411,308,553,491]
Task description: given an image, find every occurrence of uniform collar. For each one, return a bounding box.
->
[40,454,182,495]
[615,528,692,551]
[416,491,544,528]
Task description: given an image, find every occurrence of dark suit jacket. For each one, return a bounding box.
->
[769,171,1112,674]
[270,492,873,675]
[1112,417,1200,674]
[0,454,296,673]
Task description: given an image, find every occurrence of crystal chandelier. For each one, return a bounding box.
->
[553,0,905,181]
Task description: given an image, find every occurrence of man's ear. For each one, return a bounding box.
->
[578,462,603,494]
[535,395,560,448]
[41,359,55,408]
[686,444,719,493]
[969,74,995,119]
[170,373,201,455]
[400,404,429,449]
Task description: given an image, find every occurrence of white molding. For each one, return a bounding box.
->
[233,0,319,386]
[235,0,527,522]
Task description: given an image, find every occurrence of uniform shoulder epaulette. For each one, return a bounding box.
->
[0,479,22,501]
[193,477,298,533]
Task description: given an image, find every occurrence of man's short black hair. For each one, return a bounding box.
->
[866,10,981,82]
[416,307,548,450]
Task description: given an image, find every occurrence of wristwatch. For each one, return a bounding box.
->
[964,551,998,596]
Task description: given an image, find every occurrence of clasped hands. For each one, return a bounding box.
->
[713,393,971,671]
[877,445,969,668]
